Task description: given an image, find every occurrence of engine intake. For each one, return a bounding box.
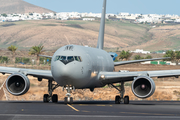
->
[131,76,155,98]
[6,73,30,96]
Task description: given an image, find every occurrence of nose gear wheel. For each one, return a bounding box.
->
[63,86,75,104]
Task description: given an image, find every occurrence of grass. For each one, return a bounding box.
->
[103,82,131,88]
[63,20,88,25]
[14,20,31,25]
[140,32,153,43]
[40,24,57,26]
[30,83,36,87]
[173,90,180,95]
[168,37,180,50]
[1,23,16,27]
[66,24,84,29]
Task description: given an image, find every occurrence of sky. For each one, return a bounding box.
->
[24,0,180,15]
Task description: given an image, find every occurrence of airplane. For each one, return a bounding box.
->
[1,0,177,104]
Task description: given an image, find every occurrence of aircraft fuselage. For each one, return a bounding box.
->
[51,45,114,89]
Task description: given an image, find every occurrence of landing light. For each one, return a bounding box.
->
[100,75,105,80]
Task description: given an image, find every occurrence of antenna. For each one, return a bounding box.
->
[97,0,107,49]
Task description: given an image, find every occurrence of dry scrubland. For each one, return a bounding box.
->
[0,20,150,50]
[0,64,180,101]
[1,20,180,51]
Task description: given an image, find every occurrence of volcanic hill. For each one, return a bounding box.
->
[0,0,54,14]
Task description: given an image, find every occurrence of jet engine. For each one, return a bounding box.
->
[131,76,155,98]
[6,73,30,96]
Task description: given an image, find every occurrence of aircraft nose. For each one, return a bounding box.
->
[53,62,83,86]
[59,66,70,78]
[52,55,91,88]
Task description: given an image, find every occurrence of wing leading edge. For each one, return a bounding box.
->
[0,66,53,80]
[39,55,52,58]
[114,57,170,66]
[99,69,180,84]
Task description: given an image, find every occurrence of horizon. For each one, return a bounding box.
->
[24,0,180,15]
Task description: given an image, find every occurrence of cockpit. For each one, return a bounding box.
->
[54,56,82,65]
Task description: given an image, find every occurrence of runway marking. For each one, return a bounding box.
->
[0,114,180,119]
[82,110,90,112]
[67,104,79,112]
[120,112,174,116]
[78,104,113,107]
[97,105,106,106]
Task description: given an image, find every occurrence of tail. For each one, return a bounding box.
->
[97,0,106,49]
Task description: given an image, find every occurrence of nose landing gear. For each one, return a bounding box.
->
[63,86,75,104]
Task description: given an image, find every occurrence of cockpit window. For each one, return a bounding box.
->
[54,55,82,65]
[54,56,60,61]
[67,56,74,62]
[60,56,66,61]
[74,56,82,62]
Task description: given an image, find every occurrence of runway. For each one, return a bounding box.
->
[0,101,180,120]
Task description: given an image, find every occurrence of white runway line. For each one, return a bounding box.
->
[0,114,180,119]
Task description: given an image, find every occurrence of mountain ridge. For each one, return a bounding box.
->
[0,0,54,14]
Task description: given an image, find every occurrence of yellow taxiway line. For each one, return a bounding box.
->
[67,104,79,112]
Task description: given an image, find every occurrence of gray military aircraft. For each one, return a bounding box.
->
[1,0,177,104]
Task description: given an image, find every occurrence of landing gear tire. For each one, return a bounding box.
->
[64,97,68,104]
[124,96,129,104]
[64,97,73,104]
[70,97,73,105]
[43,94,49,103]
[115,95,120,104]
[52,94,58,103]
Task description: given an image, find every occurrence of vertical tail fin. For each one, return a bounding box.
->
[97,0,107,49]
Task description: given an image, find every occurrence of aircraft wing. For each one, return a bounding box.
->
[39,55,52,58]
[114,57,170,66]
[99,69,180,84]
[0,66,53,80]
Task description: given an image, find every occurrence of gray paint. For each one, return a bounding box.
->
[51,45,114,89]
[97,0,106,49]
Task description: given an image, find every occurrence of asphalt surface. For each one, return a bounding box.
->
[0,101,180,120]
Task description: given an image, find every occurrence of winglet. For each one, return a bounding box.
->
[97,0,106,49]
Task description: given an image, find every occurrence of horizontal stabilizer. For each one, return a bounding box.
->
[114,57,170,66]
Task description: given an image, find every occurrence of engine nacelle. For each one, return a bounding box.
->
[131,76,155,98]
[6,73,30,96]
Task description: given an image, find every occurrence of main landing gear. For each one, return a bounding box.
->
[43,79,75,104]
[63,86,75,104]
[111,81,129,104]
[43,80,60,103]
